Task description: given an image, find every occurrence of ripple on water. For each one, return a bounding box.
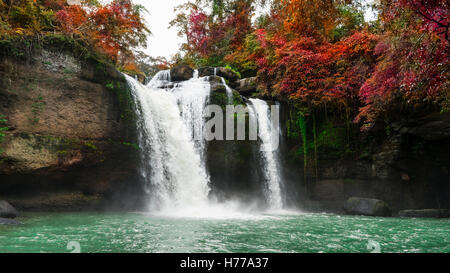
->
[0,212,449,253]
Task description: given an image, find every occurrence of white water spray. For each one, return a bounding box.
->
[249,98,283,210]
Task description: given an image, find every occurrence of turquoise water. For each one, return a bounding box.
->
[0,212,449,253]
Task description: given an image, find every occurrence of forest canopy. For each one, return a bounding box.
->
[170,0,449,130]
[0,0,150,72]
[1,0,448,130]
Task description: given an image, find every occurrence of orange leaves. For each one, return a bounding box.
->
[279,0,346,38]
[1,0,148,70]
[53,0,149,64]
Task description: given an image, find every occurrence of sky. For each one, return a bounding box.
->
[133,0,187,60]
[132,0,376,60]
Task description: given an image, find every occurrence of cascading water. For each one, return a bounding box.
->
[125,68,287,216]
[213,67,233,103]
[249,98,283,210]
[148,69,171,88]
[125,72,210,212]
[171,70,211,160]
[220,77,233,103]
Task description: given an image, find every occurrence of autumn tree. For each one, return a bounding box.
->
[356,0,449,129]
[0,0,150,71]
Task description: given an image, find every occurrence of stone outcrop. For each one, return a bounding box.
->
[198,66,240,82]
[198,67,216,78]
[344,197,391,217]
[216,67,240,82]
[235,77,258,96]
[170,64,194,82]
[0,47,142,211]
[279,99,450,213]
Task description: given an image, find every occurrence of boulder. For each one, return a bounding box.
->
[344,197,391,217]
[170,64,194,82]
[235,77,258,96]
[216,67,240,82]
[210,83,227,94]
[0,218,22,225]
[0,200,20,218]
[398,209,450,218]
[198,67,216,77]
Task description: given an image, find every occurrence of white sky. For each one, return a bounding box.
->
[132,0,376,60]
[133,0,187,60]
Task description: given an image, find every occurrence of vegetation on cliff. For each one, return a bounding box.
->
[170,0,449,131]
[0,0,150,75]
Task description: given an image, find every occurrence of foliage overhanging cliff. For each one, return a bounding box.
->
[0,0,150,76]
[170,0,449,130]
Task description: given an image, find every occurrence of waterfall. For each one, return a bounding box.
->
[125,68,287,216]
[148,69,171,88]
[219,77,233,103]
[249,99,283,210]
[214,68,232,103]
[171,70,210,161]
[125,73,210,211]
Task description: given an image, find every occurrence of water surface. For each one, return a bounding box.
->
[1,212,448,253]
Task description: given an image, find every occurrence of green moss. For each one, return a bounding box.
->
[106,82,114,90]
[84,142,98,151]
[29,94,45,125]
[107,80,135,122]
[122,142,140,150]
[0,115,8,154]
[224,64,241,79]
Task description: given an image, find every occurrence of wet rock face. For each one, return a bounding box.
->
[198,67,215,77]
[0,50,141,211]
[344,197,391,217]
[198,66,240,82]
[235,77,258,96]
[0,200,20,218]
[170,64,194,82]
[279,100,450,212]
[312,180,345,201]
[216,67,240,82]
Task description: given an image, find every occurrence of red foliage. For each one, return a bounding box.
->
[56,5,87,33]
[187,9,210,56]
[356,0,449,128]
[256,30,378,110]
[387,0,449,42]
[52,0,149,62]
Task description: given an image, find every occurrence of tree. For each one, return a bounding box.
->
[1,0,150,69]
